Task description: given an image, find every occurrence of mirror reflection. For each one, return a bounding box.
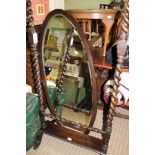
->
[42,14,93,126]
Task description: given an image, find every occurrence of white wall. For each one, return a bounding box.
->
[49,0,64,11]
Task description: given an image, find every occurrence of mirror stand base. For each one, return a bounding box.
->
[43,120,109,154]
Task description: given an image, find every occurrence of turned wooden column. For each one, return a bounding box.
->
[82,19,87,34]
[96,20,99,36]
[87,19,92,41]
[101,18,115,56]
[102,1,129,153]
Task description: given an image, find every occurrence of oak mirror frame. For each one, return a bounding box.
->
[38,9,98,133]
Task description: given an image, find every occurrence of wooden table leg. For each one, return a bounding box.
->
[96,20,99,36]
[82,19,87,34]
[87,19,92,41]
[101,19,114,56]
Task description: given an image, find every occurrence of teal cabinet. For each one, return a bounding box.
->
[26,87,65,150]
[26,93,41,150]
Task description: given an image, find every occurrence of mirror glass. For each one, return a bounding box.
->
[40,12,96,129]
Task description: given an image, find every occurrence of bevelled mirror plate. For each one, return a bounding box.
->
[39,9,97,132]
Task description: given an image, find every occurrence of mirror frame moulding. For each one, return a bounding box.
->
[38,9,98,133]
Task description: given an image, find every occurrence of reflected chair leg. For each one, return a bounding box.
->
[101,22,113,56]
[82,19,87,34]
[88,19,92,41]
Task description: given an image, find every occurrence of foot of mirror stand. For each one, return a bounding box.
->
[101,144,108,154]
[33,129,44,149]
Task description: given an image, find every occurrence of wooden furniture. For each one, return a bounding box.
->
[39,8,98,132]
[93,53,129,72]
[103,0,129,149]
[93,52,129,105]
[26,0,129,153]
[26,2,110,152]
[67,9,119,56]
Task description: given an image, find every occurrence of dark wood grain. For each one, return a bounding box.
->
[44,121,107,154]
[93,53,129,72]
[67,9,118,56]
[26,47,35,91]
[39,9,98,132]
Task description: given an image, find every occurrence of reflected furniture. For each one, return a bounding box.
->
[26,0,129,154]
[67,9,120,56]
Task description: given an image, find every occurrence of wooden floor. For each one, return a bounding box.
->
[27,108,128,155]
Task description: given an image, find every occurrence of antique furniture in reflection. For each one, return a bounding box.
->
[67,9,120,56]
[26,0,129,154]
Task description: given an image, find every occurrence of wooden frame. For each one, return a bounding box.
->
[26,0,129,154]
[38,9,98,133]
[37,9,108,154]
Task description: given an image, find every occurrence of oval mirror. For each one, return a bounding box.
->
[39,9,97,133]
